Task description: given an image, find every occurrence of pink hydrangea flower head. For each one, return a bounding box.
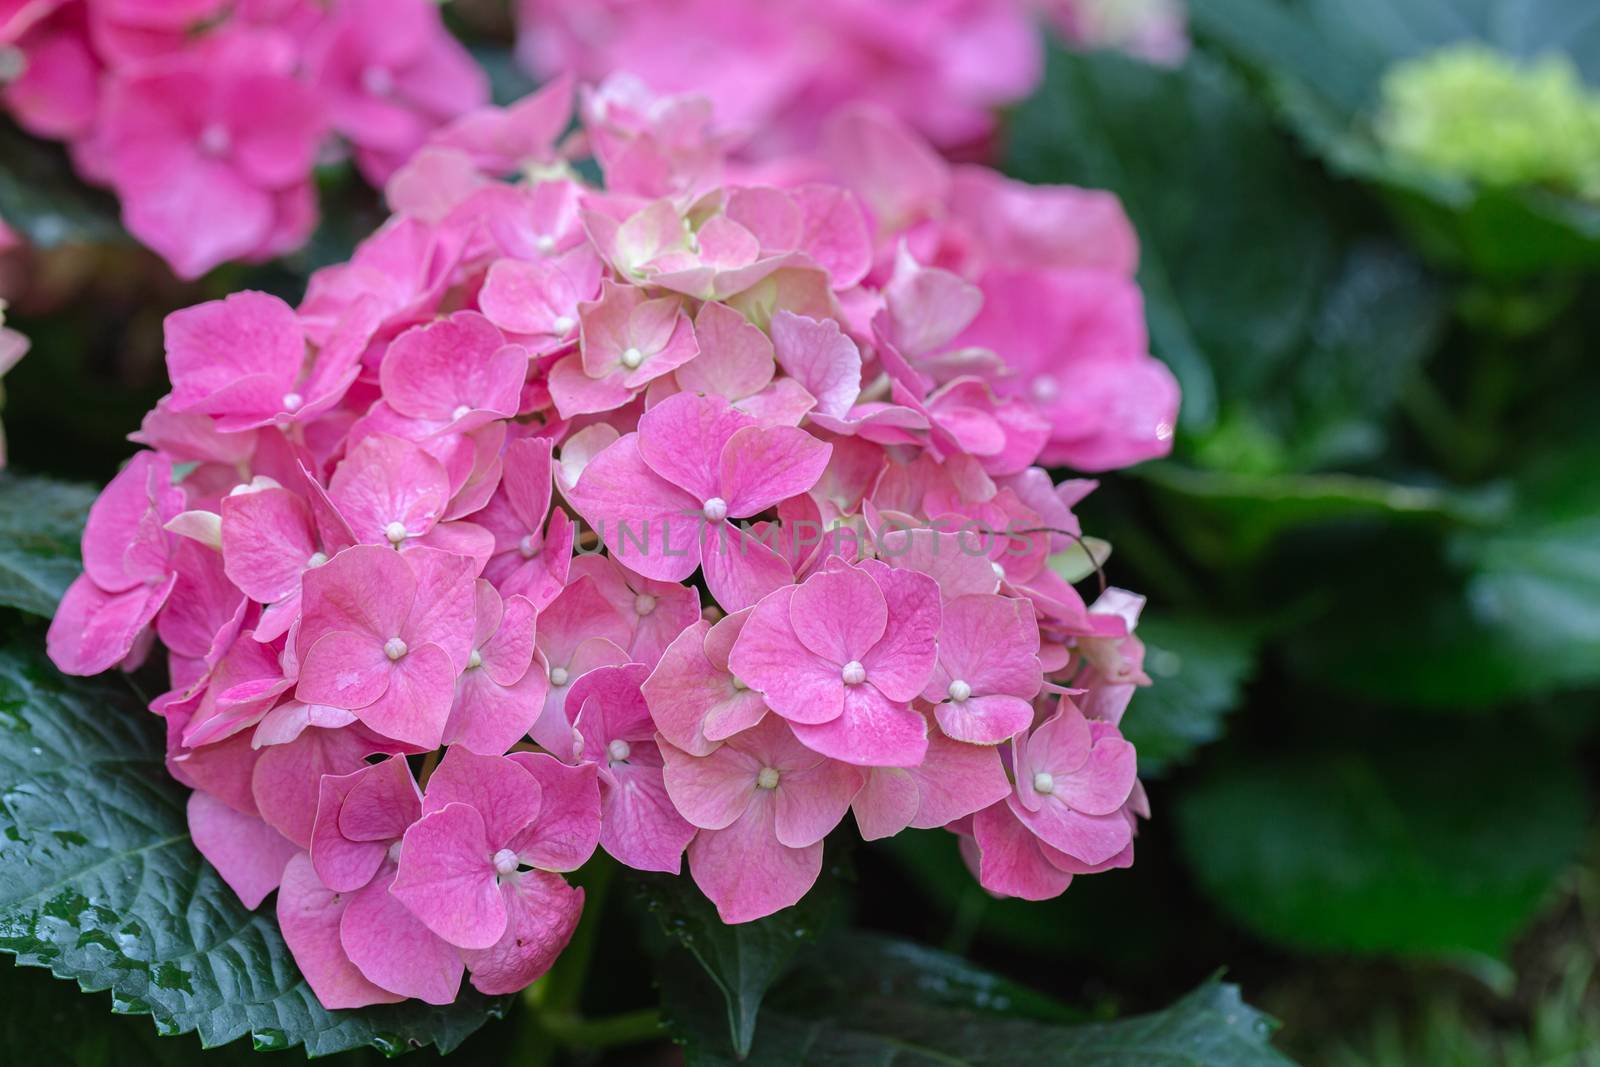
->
[1006,699,1138,868]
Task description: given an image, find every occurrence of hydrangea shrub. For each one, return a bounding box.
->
[45,73,1177,1010]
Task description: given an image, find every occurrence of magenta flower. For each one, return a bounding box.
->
[922,593,1042,744]
[476,436,574,608]
[442,581,548,755]
[162,291,373,433]
[643,608,770,757]
[390,747,600,993]
[851,715,1012,841]
[296,544,476,748]
[565,391,832,610]
[568,553,701,668]
[728,559,939,766]
[378,311,526,434]
[304,0,487,184]
[546,278,700,417]
[528,574,632,754]
[1005,700,1139,870]
[48,451,183,675]
[661,715,862,923]
[91,32,324,278]
[567,663,697,873]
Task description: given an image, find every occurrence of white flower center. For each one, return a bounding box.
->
[552,315,574,335]
[756,767,780,790]
[633,593,657,616]
[534,234,556,254]
[199,122,231,157]
[518,534,537,559]
[451,404,471,421]
[549,665,569,686]
[947,679,972,702]
[362,65,395,97]
[492,848,519,875]
[384,521,408,545]
[282,391,303,411]
[620,346,644,369]
[841,660,866,685]
[1033,771,1055,795]
[386,840,403,863]
[306,551,328,568]
[384,637,408,661]
[702,496,728,522]
[467,649,482,670]
[990,561,1006,580]
[1031,375,1059,402]
[607,738,632,762]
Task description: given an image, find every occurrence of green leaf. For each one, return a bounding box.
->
[1006,48,1446,457]
[635,854,846,1057]
[1283,434,1600,706]
[1122,616,1258,776]
[1176,737,1587,957]
[0,642,506,1056]
[1188,0,1600,277]
[664,932,1299,1066]
[1138,462,1509,565]
[0,123,125,248]
[0,473,93,617]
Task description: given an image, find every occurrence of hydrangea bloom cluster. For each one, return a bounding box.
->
[1377,44,1600,200]
[49,75,1173,1008]
[0,0,486,277]
[514,0,1187,158]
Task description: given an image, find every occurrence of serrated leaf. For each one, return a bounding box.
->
[1006,48,1446,458]
[635,855,846,1057]
[1176,737,1587,957]
[664,932,1298,1066]
[0,473,94,617]
[1122,616,1257,776]
[0,642,506,1057]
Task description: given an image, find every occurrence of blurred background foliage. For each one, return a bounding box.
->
[2,0,1599,1063]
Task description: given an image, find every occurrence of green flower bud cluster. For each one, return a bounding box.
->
[1376,44,1600,200]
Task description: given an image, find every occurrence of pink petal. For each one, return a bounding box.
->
[463,871,583,995]
[770,311,861,419]
[277,853,405,1009]
[295,629,393,712]
[789,565,887,665]
[635,391,752,502]
[772,758,862,849]
[679,300,774,401]
[599,761,697,873]
[505,752,602,872]
[972,802,1074,901]
[187,789,298,909]
[422,747,544,848]
[251,725,372,848]
[350,641,457,749]
[857,561,941,702]
[564,434,702,582]
[718,424,832,517]
[699,520,795,614]
[727,585,846,726]
[391,802,509,949]
[341,862,466,1003]
[659,738,760,831]
[687,799,822,925]
[789,686,928,767]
